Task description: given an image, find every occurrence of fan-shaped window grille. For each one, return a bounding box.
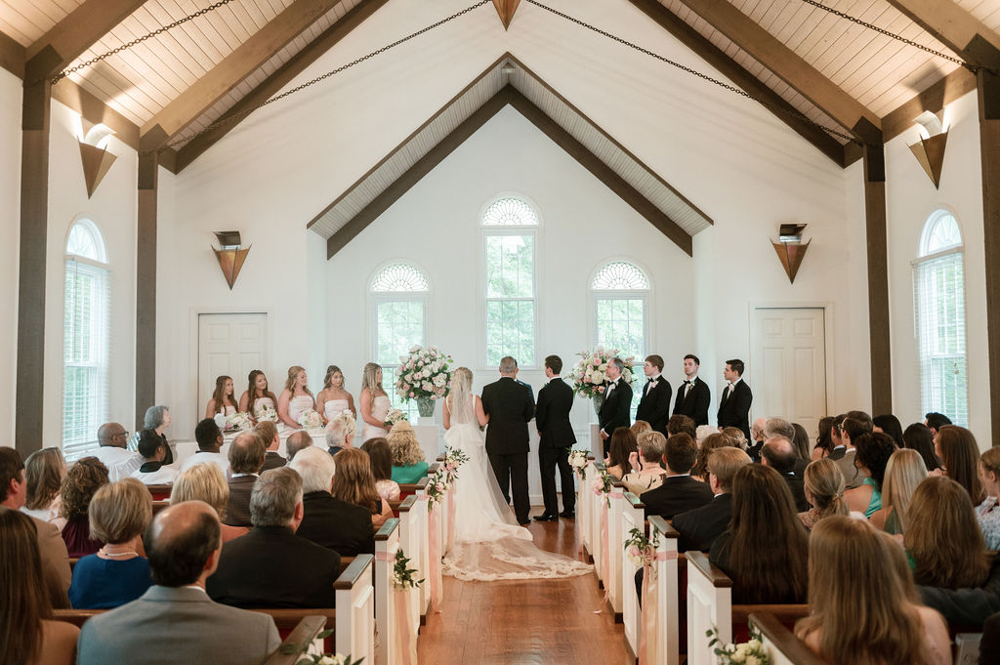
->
[920,211,962,256]
[592,262,649,290]
[66,219,107,263]
[371,264,428,292]
[482,198,539,226]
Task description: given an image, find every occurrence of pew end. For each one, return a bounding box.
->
[749,612,832,665]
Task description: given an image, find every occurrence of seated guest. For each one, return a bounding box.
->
[925,411,952,437]
[710,464,808,603]
[60,458,110,557]
[721,426,747,452]
[763,417,797,466]
[690,432,735,483]
[790,423,811,477]
[870,449,927,535]
[798,458,849,530]
[135,406,174,465]
[934,425,986,504]
[130,429,178,485]
[69,479,154,609]
[388,421,429,484]
[673,447,751,552]
[224,432,266,527]
[761,436,809,512]
[286,430,314,461]
[873,413,904,447]
[640,433,714,520]
[171,463,248,543]
[179,418,229,476]
[0,508,79,665]
[831,416,865,490]
[605,427,638,480]
[76,501,280,665]
[93,423,143,481]
[845,432,896,518]
[208,468,340,608]
[22,447,67,529]
[666,414,696,439]
[695,425,716,445]
[254,420,286,471]
[983,612,1000,665]
[361,438,400,501]
[291,447,375,556]
[325,413,354,457]
[902,422,941,472]
[810,416,835,461]
[796,516,950,665]
[748,417,768,461]
[333,448,393,529]
[621,431,667,496]
[978,447,1000,550]
[630,420,652,438]
[906,476,991,590]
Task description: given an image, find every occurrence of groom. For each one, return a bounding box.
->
[481,356,536,526]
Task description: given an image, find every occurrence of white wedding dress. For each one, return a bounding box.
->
[442,396,592,581]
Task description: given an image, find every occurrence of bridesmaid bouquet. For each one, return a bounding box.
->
[255,403,278,423]
[395,345,454,402]
[383,408,408,428]
[569,346,637,398]
[298,409,324,429]
[224,412,253,432]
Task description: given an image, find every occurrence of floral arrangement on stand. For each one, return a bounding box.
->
[392,548,424,591]
[224,411,254,432]
[383,408,408,429]
[707,625,771,665]
[254,403,278,423]
[441,447,470,483]
[569,346,637,414]
[569,449,590,480]
[395,346,454,402]
[298,408,324,430]
[624,527,661,578]
[592,467,614,507]
[424,469,450,511]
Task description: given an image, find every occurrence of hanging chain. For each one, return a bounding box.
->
[51,0,241,84]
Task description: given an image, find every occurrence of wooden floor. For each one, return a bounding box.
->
[417,508,634,665]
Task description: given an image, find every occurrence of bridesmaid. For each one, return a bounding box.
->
[278,365,316,429]
[205,376,239,419]
[359,362,391,441]
[239,370,278,421]
[317,365,357,421]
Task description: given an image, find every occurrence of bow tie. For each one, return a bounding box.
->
[684,380,692,385]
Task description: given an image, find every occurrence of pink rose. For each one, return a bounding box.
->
[409,392,415,398]
[598,386,605,394]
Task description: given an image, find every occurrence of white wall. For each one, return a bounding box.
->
[0,69,21,447]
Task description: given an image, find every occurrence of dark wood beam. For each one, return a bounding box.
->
[174,0,389,172]
[672,0,881,143]
[627,0,844,167]
[978,65,1000,446]
[16,81,51,458]
[136,152,158,429]
[51,79,140,150]
[24,0,148,84]
[0,29,24,78]
[884,0,1000,71]
[507,87,693,255]
[881,68,977,142]
[863,140,892,416]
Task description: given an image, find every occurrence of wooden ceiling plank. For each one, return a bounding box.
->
[880,66,977,142]
[51,77,141,149]
[885,0,1000,68]
[140,0,349,149]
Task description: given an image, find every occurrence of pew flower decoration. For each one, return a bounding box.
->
[569,449,590,480]
[424,469,449,511]
[298,408,324,430]
[707,625,771,665]
[592,468,614,506]
[255,403,279,423]
[569,346,637,399]
[392,548,424,591]
[441,447,470,483]
[624,527,661,578]
[283,643,363,665]
[395,345,454,402]
[225,411,254,432]
[383,408,408,429]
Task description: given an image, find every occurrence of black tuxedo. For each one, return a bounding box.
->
[636,376,672,437]
[673,377,711,426]
[296,491,376,556]
[224,475,257,527]
[598,378,633,456]
[482,376,535,523]
[535,377,576,515]
[640,475,714,520]
[207,525,341,608]
[716,379,752,441]
[782,472,810,512]
[672,492,732,553]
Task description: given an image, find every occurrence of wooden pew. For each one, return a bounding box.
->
[576,454,595,563]
[152,500,170,515]
[262,615,326,665]
[605,479,627,620]
[412,476,433,617]
[621,492,644,658]
[645,516,682,665]
[145,484,172,501]
[374,518,419,665]
[749,612,831,665]
[586,462,606,576]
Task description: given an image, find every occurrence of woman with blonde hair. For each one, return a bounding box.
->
[359,362,391,441]
[68,479,153,609]
[976,446,1000,549]
[796,516,950,665]
[332,448,393,528]
[317,364,357,421]
[630,420,652,437]
[205,375,238,419]
[21,447,67,528]
[170,463,248,542]
[277,365,316,430]
[388,420,429,484]
[870,449,927,535]
[721,426,747,451]
[934,425,986,504]
[798,458,849,529]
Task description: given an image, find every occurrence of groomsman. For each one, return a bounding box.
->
[534,355,576,521]
[636,354,672,437]
[716,359,753,441]
[673,354,711,426]
[598,357,633,456]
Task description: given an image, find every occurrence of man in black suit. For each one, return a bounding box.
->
[640,432,714,519]
[673,354,711,426]
[535,355,576,521]
[717,358,753,441]
[207,467,341,608]
[224,432,266,527]
[672,446,751,552]
[481,356,536,525]
[598,356,633,456]
[760,436,810,512]
[636,354,672,438]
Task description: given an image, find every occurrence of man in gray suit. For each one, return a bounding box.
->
[77,500,280,665]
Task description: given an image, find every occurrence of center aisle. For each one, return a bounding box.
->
[416,509,633,665]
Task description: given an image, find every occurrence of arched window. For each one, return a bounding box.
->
[482,196,538,367]
[371,263,429,420]
[592,261,649,419]
[63,219,110,458]
[914,210,967,426]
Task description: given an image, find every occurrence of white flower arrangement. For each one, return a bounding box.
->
[383,408,408,428]
[254,403,278,423]
[395,345,454,402]
[298,408,324,430]
[569,449,590,480]
[624,526,660,573]
[707,625,771,665]
[225,411,253,432]
[392,548,424,591]
[424,469,450,510]
[441,447,470,483]
[569,346,637,399]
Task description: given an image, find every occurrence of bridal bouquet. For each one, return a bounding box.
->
[569,449,590,480]
[298,408,324,430]
[254,403,278,423]
[707,625,771,665]
[624,526,660,575]
[569,346,637,399]
[383,408,408,429]
[224,411,253,432]
[395,345,454,402]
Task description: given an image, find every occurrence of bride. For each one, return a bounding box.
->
[441,367,591,581]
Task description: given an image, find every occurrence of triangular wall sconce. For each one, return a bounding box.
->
[492,0,520,30]
[908,110,948,188]
[212,231,251,290]
[78,123,117,199]
[772,223,810,284]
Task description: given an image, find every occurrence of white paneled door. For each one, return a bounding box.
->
[197,313,268,416]
[750,307,827,439]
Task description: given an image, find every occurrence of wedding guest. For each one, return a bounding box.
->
[641,433,714,519]
[791,423,811,476]
[61,458,110,557]
[361,438,400,501]
[673,446,751,552]
[834,416,866,490]
[621,431,667,496]
[666,414,696,439]
[761,436,809,512]
[902,422,941,472]
[811,416,835,460]
[239,369,278,422]
[844,431,895,518]
[69,479,153,609]
[695,425,716,445]
[332,448,392,529]
[388,421,429,484]
[630,420,652,438]
[93,423,143,481]
[205,375,239,419]
[224,432,265,527]
[796,516,951,665]
[869,449,927,535]
[135,406,173,465]
[22,447,67,529]
[359,362,391,441]
[278,365,316,430]
[130,429,178,485]
[291,447,375,556]
[798,458,848,530]
[977,447,1000,550]
[317,364,357,421]
[925,412,952,437]
[325,411,356,457]
[179,418,229,476]
[690,432,735,483]
[0,508,79,665]
[874,414,904,447]
[170,463,248,543]
[721,426,747,451]
[605,427,638,480]
[254,420,286,471]
[286,431,314,462]
[933,425,986,504]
